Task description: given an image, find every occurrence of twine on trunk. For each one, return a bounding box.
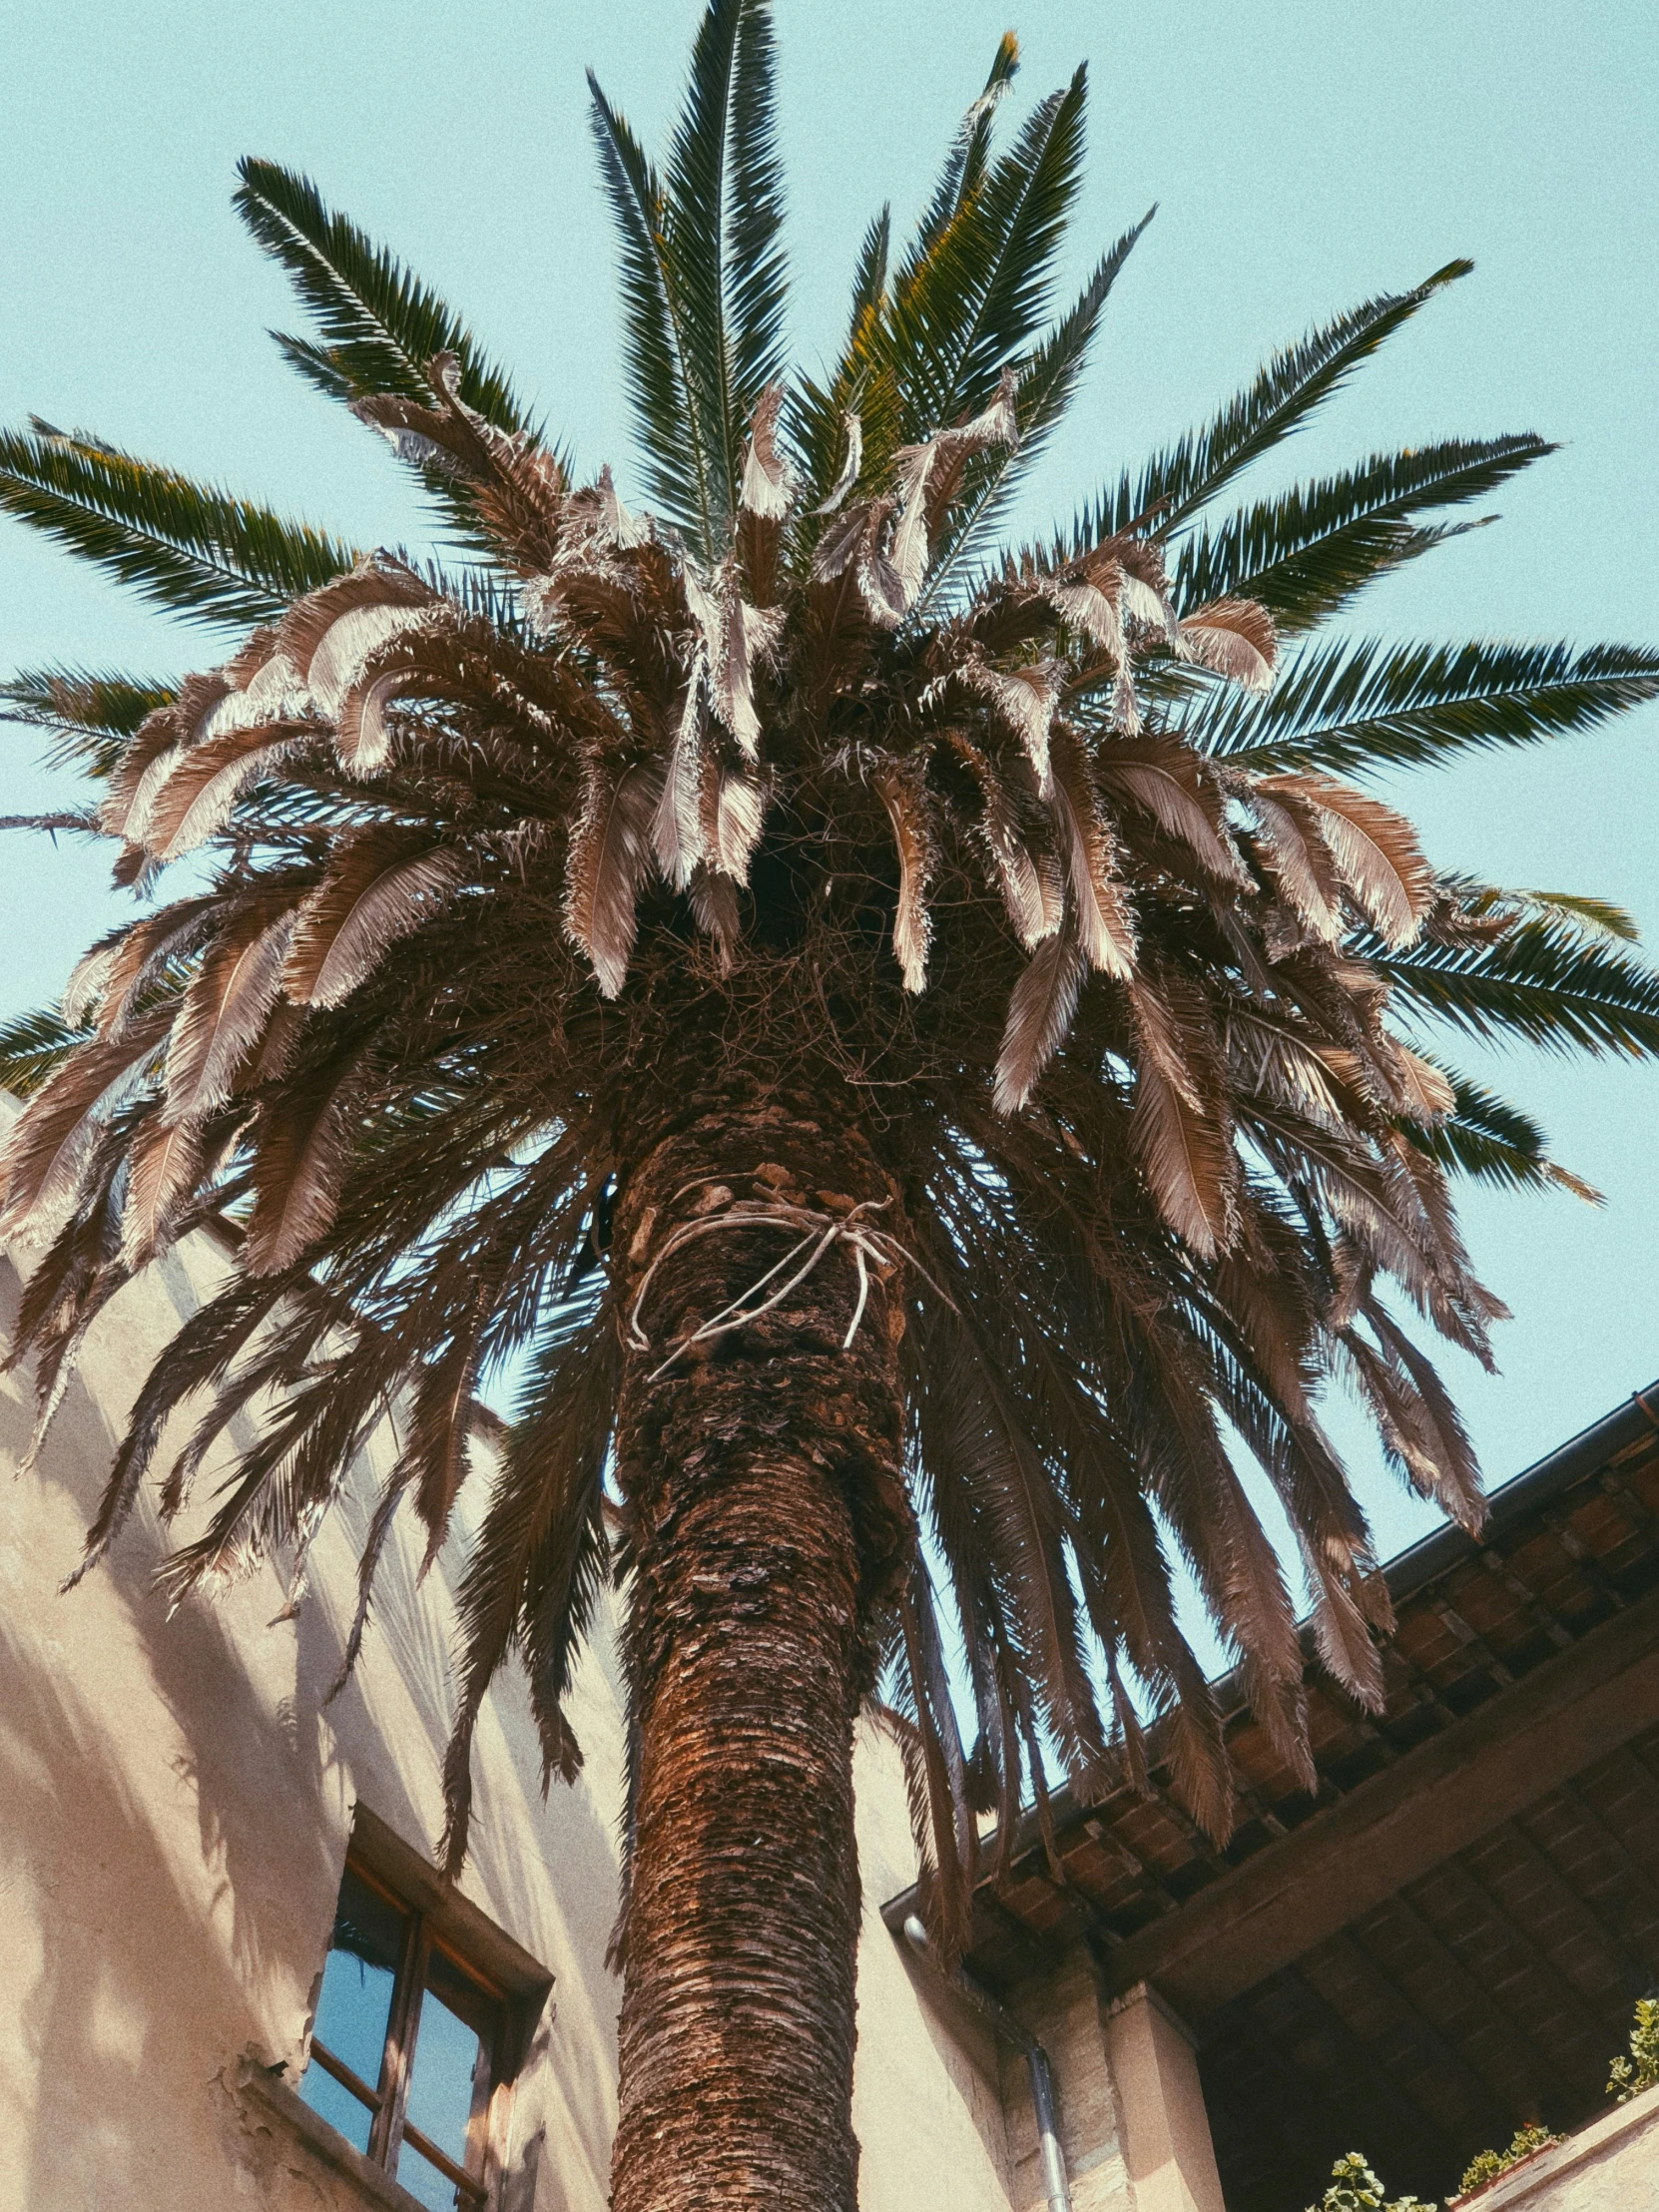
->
[626,1189,932,1382]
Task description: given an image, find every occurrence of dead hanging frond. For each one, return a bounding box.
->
[1244,782,1346,943]
[961,655,1064,793]
[739,383,793,523]
[888,371,1021,603]
[993,926,1087,1114]
[938,729,1061,950]
[0,1005,173,1239]
[276,555,441,711]
[737,383,793,607]
[810,374,1020,630]
[1127,979,1240,1260]
[140,718,320,858]
[653,672,708,890]
[1261,771,1434,947]
[871,763,936,992]
[1043,568,1124,658]
[565,761,663,996]
[813,410,863,516]
[1096,733,1251,887]
[352,351,568,570]
[686,567,784,759]
[1046,724,1137,976]
[163,904,295,1121]
[283,830,467,1008]
[1178,596,1277,692]
[243,1040,374,1275]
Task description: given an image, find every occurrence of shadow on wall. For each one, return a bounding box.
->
[0,1250,340,2210]
[460,1647,626,2212]
[871,1937,1015,2194]
[1,1241,631,2212]
[294,1449,630,2211]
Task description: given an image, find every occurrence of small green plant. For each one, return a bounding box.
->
[1454,2124,1560,2199]
[1608,1994,1659,2102]
[1307,2151,1435,2212]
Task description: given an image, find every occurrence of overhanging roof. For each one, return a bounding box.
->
[884,1382,1659,1990]
[881,1382,1659,2209]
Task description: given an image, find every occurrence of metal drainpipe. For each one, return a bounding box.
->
[901,1914,1072,2212]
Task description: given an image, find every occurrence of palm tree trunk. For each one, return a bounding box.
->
[608,1100,909,2212]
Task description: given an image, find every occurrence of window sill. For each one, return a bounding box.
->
[231,2053,446,2212]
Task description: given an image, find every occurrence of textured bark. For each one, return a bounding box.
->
[608,1099,909,2212]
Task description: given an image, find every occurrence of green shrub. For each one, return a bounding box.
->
[1454,2124,1559,2199]
[1607,1995,1659,2103]
[1307,2151,1435,2212]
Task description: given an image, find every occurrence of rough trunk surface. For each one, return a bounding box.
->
[608,1099,909,2212]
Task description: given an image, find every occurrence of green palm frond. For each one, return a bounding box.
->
[1506,887,1641,941]
[234,159,537,548]
[790,37,1045,514]
[1084,259,1472,543]
[848,208,891,334]
[1011,210,1152,451]
[0,423,356,627]
[948,72,1088,414]
[1403,1066,1600,1200]
[2,668,175,778]
[0,1006,89,1099]
[588,75,712,547]
[1369,894,1659,1057]
[1177,434,1553,633]
[588,0,787,560]
[235,159,528,431]
[890,66,1089,442]
[912,33,1021,262]
[789,211,894,505]
[1202,637,1659,778]
[724,1,789,412]
[922,208,1154,603]
[666,0,788,521]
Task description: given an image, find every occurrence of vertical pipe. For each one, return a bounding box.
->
[1024,2043,1071,2212]
[901,1915,1071,2212]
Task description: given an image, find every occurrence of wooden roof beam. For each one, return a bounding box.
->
[1474,1810,1656,2012]
[1349,1887,1561,2119]
[1093,1584,1659,2019]
[1477,1547,1575,1651]
[1311,1920,1537,2138]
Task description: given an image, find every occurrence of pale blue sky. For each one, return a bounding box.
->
[2,1,1656,1596]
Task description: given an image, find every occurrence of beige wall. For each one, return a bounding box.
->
[0,1093,1221,2212]
[0,1089,1022,2212]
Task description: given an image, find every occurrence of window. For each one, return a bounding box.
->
[298,1811,549,2211]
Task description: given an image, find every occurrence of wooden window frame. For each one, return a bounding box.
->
[303,1808,552,2208]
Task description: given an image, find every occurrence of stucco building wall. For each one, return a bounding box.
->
[0,1106,1033,2212]
[1448,2089,1659,2211]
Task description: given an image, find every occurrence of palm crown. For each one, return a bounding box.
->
[4,7,1659,1954]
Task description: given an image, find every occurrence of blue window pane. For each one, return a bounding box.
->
[309,1866,406,2090]
[404,1987,481,2165]
[395,2140,463,2211]
[297,2062,374,2155]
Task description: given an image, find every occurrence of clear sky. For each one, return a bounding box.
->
[2,0,1656,1605]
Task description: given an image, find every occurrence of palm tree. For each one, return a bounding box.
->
[4,10,1659,2208]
